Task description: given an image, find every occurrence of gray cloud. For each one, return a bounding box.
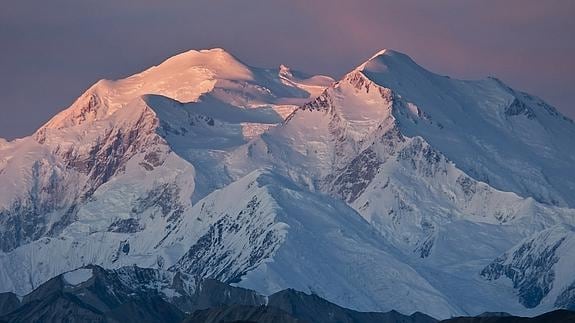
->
[1,0,573,139]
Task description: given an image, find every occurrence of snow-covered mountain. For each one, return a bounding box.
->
[0,48,333,254]
[0,48,574,319]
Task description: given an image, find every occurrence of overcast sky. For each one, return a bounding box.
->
[1,0,574,139]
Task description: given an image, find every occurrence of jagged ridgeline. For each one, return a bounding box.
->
[0,48,574,320]
[1,265,573,322]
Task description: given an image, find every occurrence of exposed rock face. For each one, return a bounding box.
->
[504,98,535,119]
[396,138,447,177]
[0,160,77,253]
[480,227,575,308]
[171,195,284,284]
[0,265,186,323]
[60,108,159,189]
[441,310,575,323]
[0,103,162,253]
[0,293,20,317]
[265,289,438,323]
[555,282,575,310]
[185,305,302,323]
[330,148,382,203]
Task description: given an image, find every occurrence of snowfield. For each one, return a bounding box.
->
[63,268,93,286]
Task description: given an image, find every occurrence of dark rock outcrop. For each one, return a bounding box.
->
[480,230,567,308]
[184,305,301,323]
[185,288,437,323]
[3,264,575,323]
[442,309,575,323]
[555,281,575,310]
[0,264,265,323]
[266,289,437,323]
[0,293,20,317]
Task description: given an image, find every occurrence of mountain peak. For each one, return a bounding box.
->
[183,47,243,63]
[173,47,235,58]
[279,64,292,77]
[200,47,228,53]
[367,48,411,61]
[368,48,394,59]
[151,47,251,77]
[355,48,418,75]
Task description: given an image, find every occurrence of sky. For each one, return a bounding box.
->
[1,0,574,140]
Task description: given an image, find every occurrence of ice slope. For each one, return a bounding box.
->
[164,169,459,318]
[232,172,457,318]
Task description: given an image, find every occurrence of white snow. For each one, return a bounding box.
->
[358,49,575,208]
[63,268,93,286]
